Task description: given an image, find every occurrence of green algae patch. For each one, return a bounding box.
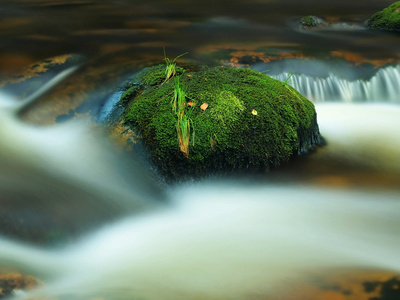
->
[368,1,400,32]
[122,64,323,180]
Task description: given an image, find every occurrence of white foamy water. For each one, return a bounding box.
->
[0,92,158,234]
[316,103,400,173]
[1,184,400,300]
[1,66,400,299]
[0,98,399,299]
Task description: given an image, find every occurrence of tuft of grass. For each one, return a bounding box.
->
[163,48,188,83]
[283,71,295,85]
[177,114,191,158]
[172,76,193,158]
[172,77,188,115]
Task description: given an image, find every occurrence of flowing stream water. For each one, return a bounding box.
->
[1,1,400,299]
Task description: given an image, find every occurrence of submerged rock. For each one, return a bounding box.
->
[0,273,40,298]
[298,16,364,31]
[121,64,324,180]
[273,270,400,300]
[368,1,400,32]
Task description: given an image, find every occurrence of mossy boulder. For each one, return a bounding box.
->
[368,1,400,31]
[121,64,323,180]
[300,16,318,28]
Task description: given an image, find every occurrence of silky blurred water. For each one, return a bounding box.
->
[1,0,400,299]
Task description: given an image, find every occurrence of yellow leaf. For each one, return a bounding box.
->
[200,103,208,110]
[251,109,258,115]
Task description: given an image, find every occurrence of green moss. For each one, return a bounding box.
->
[120,84,142,105]
[209,90,244,126]
[300,16,317,27]
[123,64,323,180]
[368,1,400,31]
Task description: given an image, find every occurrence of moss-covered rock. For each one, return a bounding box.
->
[120,84,142,105]
[368,1,400,31]
[121,64,323,180]
[300,16,318,28]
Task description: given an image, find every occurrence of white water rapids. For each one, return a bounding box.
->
[1,66,400,299]
[2,185,400,300]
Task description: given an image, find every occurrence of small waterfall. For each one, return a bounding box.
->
[270,65,400,103]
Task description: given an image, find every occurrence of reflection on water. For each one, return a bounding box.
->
[1,0,400,299]
[1,0,400,75]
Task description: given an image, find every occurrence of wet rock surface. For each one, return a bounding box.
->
[0,272,40,298]
[271,270,400,300]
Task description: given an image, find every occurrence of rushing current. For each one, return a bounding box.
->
[1,0,400,299]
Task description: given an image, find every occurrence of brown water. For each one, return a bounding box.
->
[1,0,400,74]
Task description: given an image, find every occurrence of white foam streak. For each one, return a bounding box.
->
[4,185,400,300]
[14,66,80,113]
[0,238,65,277]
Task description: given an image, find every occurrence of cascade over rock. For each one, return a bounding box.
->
[270,65,400,102]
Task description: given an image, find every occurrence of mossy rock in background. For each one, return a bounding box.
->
[121,64,323,180]
[368,1,400,31]
[300,15,318,28]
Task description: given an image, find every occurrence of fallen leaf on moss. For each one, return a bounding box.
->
[251,109,257,115]
[186,74,192,78]
[200,103,208,110]
[187,101,196,107]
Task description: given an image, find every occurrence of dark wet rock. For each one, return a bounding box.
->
[275,270,400,300]
[0,54,85,99]
[365,276,400,300]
